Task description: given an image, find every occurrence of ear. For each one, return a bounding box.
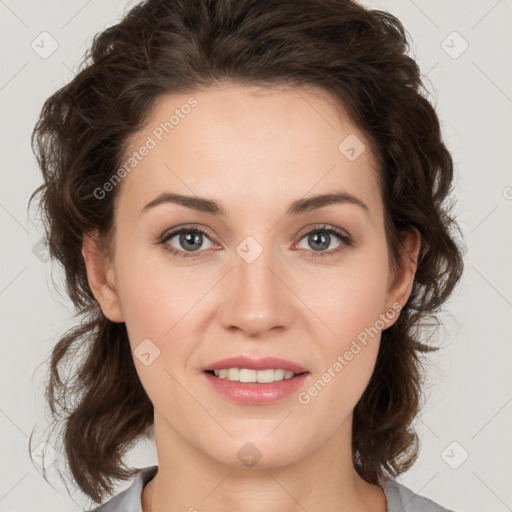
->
[82,230,124,323]
[383,227,421,327]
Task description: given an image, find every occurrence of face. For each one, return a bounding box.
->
[87,83,415,469]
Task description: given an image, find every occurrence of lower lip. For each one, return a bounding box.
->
[203,371,310,405]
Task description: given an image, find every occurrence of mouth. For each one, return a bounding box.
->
[201,356,310,404]
[203,368,309,383]
[202,366,311,405]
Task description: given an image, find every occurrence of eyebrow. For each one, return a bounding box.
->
[140,190,369,217]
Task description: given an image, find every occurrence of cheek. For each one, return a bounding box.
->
[114,242,192,330]
[299,270,388,422]
[300,248,389,403]
[307,253,390,347]
[113,250,196,406]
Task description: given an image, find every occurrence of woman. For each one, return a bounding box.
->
[29,0,465,511]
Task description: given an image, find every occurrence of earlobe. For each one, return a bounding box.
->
[82,230,124,323]
[383,227,421,326]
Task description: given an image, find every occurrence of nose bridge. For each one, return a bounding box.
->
[219,236,292,334]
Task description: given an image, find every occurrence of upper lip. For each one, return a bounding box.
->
[203,356,308,374]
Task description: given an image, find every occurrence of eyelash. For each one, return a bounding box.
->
[158,224,353,260]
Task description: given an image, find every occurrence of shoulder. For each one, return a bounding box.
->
[380,476,456,512]
[86,466,158,512]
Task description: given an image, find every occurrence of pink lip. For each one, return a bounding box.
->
[203,371,310,405]
[203,356,308,373]
[202,356,310,405]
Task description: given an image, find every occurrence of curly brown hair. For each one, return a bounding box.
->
[29,0,465,506]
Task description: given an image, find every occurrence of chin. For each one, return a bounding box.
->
[204,436,308,470]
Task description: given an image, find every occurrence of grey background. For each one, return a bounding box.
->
[1,0,511,510]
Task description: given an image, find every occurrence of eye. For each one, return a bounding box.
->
[158,224,353,259]
[159,226,214,259]
[295,225,353,258]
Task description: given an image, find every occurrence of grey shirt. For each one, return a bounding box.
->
[88,465,455,512]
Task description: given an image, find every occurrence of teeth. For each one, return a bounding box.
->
[212,368,298,383]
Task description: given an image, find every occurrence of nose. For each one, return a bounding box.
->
[219,247,295,337]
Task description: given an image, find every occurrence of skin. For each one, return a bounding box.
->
[82,83,420,512]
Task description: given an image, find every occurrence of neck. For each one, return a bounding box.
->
[141,415,387,512]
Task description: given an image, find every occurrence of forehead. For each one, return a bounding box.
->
[117,84,382,221]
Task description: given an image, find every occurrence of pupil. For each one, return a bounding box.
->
[181,231,202,251]
[310,232,329,251]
